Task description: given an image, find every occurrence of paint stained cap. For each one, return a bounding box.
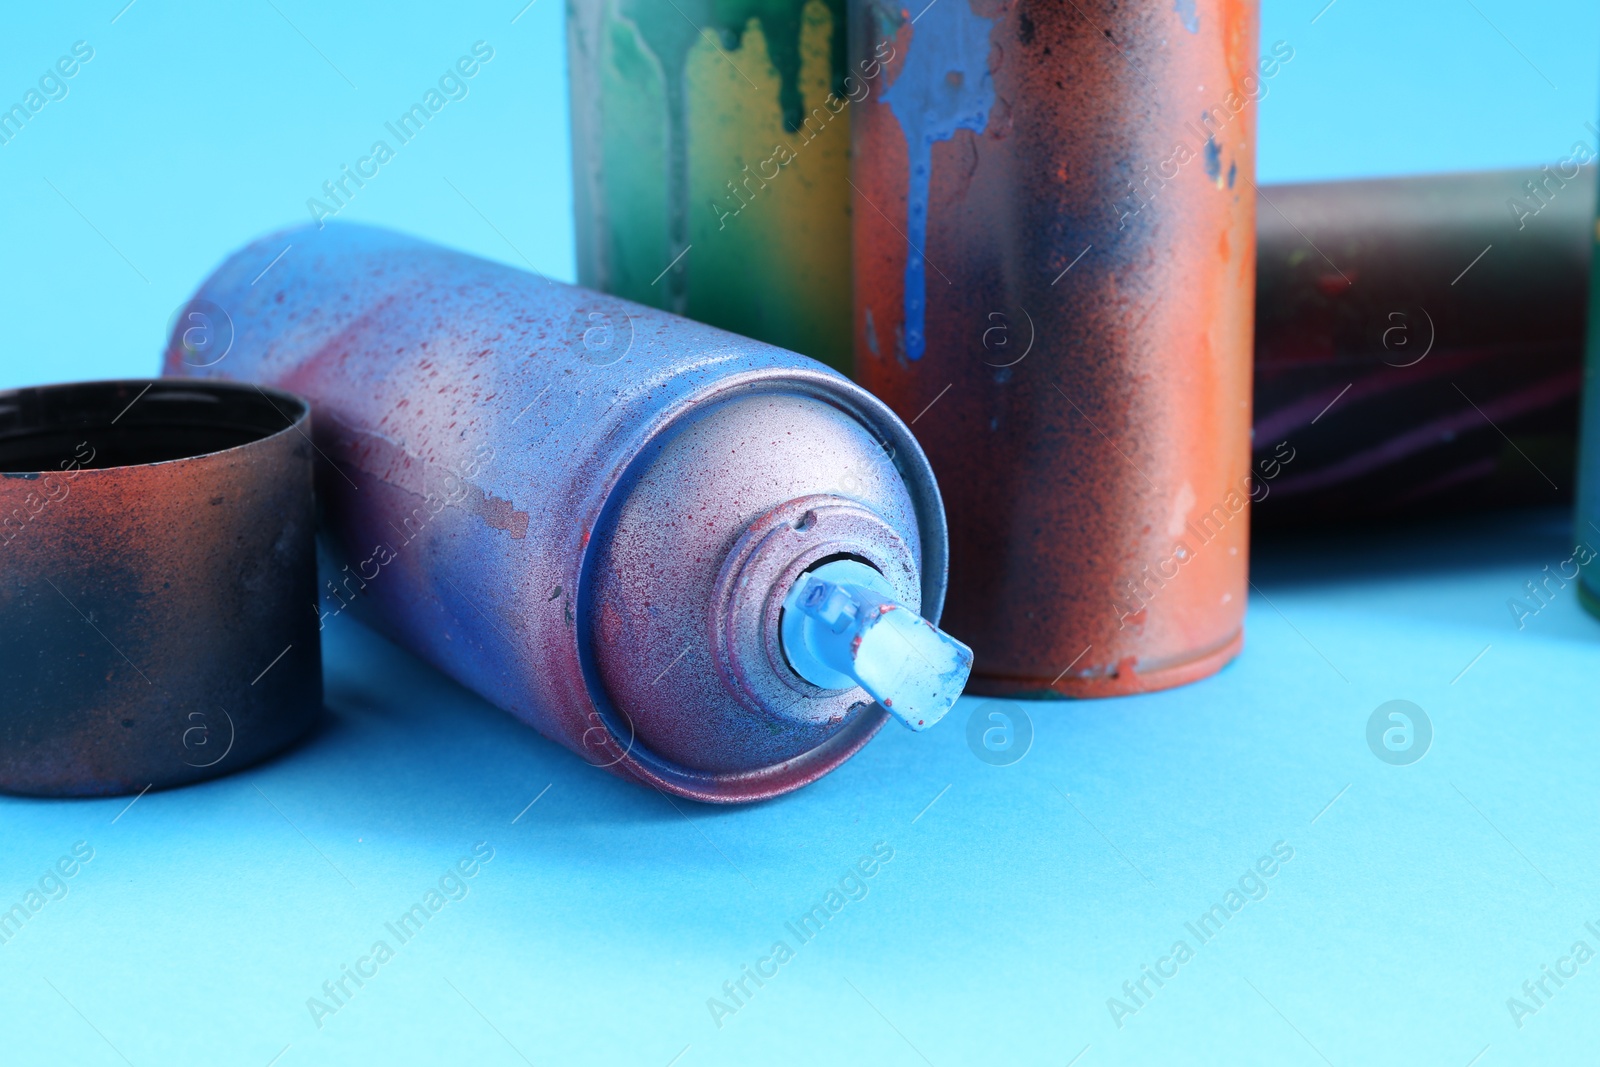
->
[0,379,322,797]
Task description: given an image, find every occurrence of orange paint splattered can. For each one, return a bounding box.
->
[850,0,1261,696]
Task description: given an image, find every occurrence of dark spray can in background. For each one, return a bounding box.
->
[568,0,858,371]
[1256,166,1592,525]
[165,225,971,802]
[1576,158,1600,616]
[850,0,1260,696]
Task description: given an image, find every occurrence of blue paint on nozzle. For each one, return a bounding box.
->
[780,559,973,731]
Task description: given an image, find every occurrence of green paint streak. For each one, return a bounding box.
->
[597,19,671,300]
[616,0,846,316]
[620,0,845,132]
[571,0,853,370]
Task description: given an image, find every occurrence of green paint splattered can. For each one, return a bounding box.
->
[568,0,857,371]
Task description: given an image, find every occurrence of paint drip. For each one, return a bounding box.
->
[570,0,854,370]
[1175,0,1199,34]
[880,0,996,360]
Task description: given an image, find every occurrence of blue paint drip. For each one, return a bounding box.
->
[1174,0,1199,34]
[1203,136,1222,182]
[1227,160,1237,189]
[882,2,996,361]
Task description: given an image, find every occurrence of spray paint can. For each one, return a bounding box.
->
[850,1,1259,696]
[1257,166,1591,525]
[165,224,971,802]
[1576,162,1600,617]
[568,0,864,371]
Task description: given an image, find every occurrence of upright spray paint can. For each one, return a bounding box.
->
[166,225,971,802]
[1575,160,1600,617]
[568,0,861,371]
[1256,167,1591,525]
[851,1,1260,696]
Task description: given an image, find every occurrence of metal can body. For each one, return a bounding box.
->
[0,380,320,797]
[1576,167,1600,616]
[166,224,949,802]
[850,0,1258,696]
[568,0,854,370]
[1256,167,1591,525]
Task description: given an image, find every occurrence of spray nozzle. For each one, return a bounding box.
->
[780,559,973,731]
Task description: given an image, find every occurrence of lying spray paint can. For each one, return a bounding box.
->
[851,1,1259,696]
[1256,166,1591,524]
[568,0,864,371]
[165,224,970,802]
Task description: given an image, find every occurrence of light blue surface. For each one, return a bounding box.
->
[3,3,1600,1065]
[8,511,1600,1065]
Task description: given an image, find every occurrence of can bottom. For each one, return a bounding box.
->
[967,628,1244,700]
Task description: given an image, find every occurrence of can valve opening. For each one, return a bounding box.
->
[780,559,974,731]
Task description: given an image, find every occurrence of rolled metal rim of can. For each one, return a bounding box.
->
[0,379,323,798]
[575,369,954,801]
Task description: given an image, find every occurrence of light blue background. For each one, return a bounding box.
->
[3,2,1600,1065]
